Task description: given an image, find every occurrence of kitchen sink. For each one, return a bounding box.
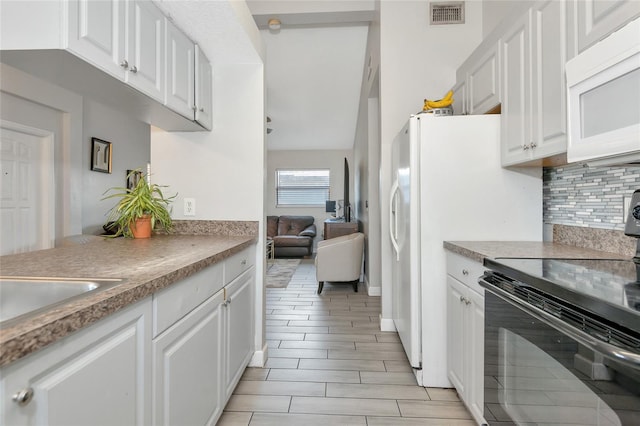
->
[0,277,122,324]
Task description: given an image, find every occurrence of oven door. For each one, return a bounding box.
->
[481,279,640,425]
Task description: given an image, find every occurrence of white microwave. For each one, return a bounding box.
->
[566,18,640,165]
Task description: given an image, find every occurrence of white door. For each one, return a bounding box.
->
[0,124,54,255]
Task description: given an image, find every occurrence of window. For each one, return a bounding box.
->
[276,169,330,206]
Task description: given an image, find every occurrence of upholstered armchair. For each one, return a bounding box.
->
[315,232,364,294]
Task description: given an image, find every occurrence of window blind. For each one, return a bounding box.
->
[276,169,330,206]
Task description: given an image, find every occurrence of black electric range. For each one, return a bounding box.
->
[483,257,640,331]
[480,257,640,425]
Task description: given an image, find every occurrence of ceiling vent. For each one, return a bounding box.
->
[430,2,465,25]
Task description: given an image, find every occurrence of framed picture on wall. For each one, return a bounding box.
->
[91,137,112,173]
[126,169,143,190]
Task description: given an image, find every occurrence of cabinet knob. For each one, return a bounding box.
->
[465,299,471,306]
[241,260,247,265]
[120,59,129,69]
[523,144,530,151]
[199,107,205,112]
[459,295,466,303]
[462,269,469,276]
[192,105,198,112]
[130,65,138,74]
[530,142,537,149]
[13,387,34,406]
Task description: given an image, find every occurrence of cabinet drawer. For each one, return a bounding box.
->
[153,262,223,337]
[225,246,255,285]
[446,251,486,295]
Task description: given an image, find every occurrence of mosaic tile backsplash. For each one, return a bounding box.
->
[543,164,640,231]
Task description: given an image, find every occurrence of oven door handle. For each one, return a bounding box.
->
[480,277,640,370]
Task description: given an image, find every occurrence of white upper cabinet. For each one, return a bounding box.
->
[455,41,501,115]
[501,0,571,166]
[195,45,213,130]
[67,0,126,79]
[0,0,208,131]
[127,0,164,102]
[467,43,501,115]
[574,0,640,53]
[530,0,570,159]
[500,11,532,166]
[165,19,195,119]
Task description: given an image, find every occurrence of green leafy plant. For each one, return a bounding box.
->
[102,170,177,238]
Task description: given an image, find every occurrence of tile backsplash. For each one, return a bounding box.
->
[543,164,640,231]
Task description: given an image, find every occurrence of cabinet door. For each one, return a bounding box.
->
[530,0,569,159]
[575,0,640,53]
[165,19,195,119]
[466,288,485,425]
[67,0,126,79]
[127,0,164,101]
[467,43,500,114]
[500,12,533,166]
[224,268,255,397]
[195,45,213,130]
[446,275,466,395]
[1,300,151,426]
[153,290,224,426]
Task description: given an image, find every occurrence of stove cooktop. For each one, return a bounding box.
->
[484,257,640,331]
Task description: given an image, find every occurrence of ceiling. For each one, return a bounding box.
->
[246,2,373,151]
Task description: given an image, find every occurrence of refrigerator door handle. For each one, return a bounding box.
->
[389,179,400,261]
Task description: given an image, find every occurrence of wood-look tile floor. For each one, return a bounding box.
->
[219,260,475,425]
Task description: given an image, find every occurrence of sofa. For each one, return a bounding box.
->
[267,215,316,257]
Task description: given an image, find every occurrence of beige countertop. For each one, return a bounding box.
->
[0,234,256,367]
[443,241,631,264]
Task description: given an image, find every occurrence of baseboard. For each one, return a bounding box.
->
[379,315,396,332]
[364,275,381,296]
[367,285,381,296]
[248,343,268,367]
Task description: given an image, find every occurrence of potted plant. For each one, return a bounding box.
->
[102,170,177,238]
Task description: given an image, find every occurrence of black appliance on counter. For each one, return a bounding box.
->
[479,191,640,425]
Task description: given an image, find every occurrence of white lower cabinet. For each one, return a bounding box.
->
[446,252,485,425]
[0,299,152,426]
[1,245,257,426]
[224,269,255,397]
[153,289,224,426]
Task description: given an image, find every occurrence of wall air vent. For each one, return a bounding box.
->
[430,2,465,25]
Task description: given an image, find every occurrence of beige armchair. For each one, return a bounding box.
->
[315,232,364,294]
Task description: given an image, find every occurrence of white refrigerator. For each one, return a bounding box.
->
[389,114,542,387]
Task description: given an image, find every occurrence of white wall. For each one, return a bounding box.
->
[377,0,483,322]
[266,149,353,249]
[482,0,530,38]
[353,7,382,295]
[151,64,264,221]
[82,99,151,235]
[1,64,152,238]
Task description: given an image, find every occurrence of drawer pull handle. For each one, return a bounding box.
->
[13,388,34,406]
[462,269,469,276]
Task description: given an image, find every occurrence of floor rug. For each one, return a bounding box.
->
[266,259,301,288]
